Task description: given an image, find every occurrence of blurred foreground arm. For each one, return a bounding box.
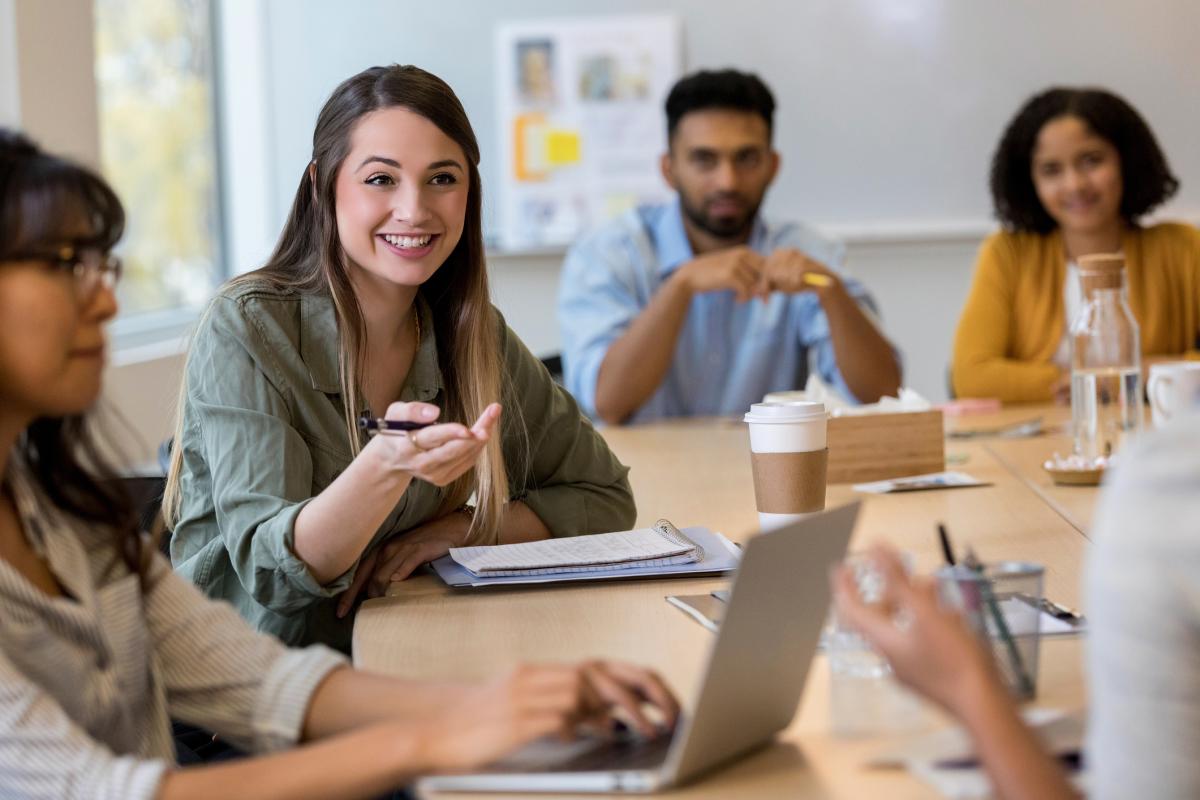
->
[832,547,1077,800]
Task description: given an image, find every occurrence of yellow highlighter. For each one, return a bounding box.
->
[802,272,833,287]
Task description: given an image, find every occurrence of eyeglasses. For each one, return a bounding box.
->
[6,244,123,299]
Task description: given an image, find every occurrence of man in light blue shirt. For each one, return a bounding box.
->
[558,69,901,424]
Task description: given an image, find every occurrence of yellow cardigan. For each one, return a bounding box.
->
[952,223,1200,403]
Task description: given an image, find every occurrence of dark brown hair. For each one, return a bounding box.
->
[0,129,143,577]
[990,87,1180,233]
[665,69,776,143]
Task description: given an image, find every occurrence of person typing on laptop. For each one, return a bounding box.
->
[419,503,859,794]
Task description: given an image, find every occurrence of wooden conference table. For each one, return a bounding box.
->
[354,404,1096,798]
[967,407,1097,536]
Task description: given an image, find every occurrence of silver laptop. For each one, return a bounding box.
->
[417,502,860,795]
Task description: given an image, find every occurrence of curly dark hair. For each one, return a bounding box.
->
[665,69,775,143]
[989,87,1180,233]
[0,128,143,579]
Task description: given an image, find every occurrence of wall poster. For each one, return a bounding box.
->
[495,14,682,251]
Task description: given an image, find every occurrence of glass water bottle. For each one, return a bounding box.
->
[1070,253,1142,462]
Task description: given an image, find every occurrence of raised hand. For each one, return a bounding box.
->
[364,401,501,485]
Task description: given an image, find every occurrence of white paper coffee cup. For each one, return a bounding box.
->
[744,402,828,530]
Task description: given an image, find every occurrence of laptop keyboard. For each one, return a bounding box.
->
[544,731,673,773]
[485,731,674,774]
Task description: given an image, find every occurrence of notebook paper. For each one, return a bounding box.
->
[449,522,702,577]
[432,526,739,588]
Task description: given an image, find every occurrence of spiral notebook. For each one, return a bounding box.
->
[432,522,739,588]
[450,519,704,577]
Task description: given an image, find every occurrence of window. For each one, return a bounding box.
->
[93,0,222,328]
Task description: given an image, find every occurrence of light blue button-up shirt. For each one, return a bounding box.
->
[558,199,884,423]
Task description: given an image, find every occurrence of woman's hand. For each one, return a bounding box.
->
[834,548,1081,799]
[336,513,470,617]
[364,401,501,486]
[292,402,494,586]
[418,661,680,773]
[831,545,1002,717]
[329,401,500,614]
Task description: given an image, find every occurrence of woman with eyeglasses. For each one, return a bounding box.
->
[164,65,636,650]
[0,129,677,799]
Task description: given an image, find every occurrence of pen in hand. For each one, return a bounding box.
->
[358,415,435,436]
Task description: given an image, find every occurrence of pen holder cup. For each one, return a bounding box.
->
[936,562,1045,701]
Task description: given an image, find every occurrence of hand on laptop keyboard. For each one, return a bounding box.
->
[417,660,680,773]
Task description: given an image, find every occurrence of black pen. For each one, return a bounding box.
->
[936,749,1082,771]
[1038,597,1085,624]
[937,522,957,566]
[358,415,434,436]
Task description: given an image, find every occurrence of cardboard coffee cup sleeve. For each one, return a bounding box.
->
[750,449,828,513]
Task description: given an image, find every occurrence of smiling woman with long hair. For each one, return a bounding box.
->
[162,65,635,650]
[0,129,674,800]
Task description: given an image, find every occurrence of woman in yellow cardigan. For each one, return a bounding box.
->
[953,87,1200,404]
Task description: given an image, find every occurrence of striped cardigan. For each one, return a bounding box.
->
[0,462,347,799]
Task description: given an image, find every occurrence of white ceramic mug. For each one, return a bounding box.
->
[1147,362,1200,427]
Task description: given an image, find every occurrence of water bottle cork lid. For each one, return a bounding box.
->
[1078,252,1124,290]
[1077,252,1124,270]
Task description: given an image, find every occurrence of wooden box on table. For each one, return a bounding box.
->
[826,410,945,484]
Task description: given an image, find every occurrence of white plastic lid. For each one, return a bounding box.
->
[744,401,827,423]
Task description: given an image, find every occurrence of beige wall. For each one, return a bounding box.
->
[10,0,99,166]
[0,0,19,126]
[105,350,186,469]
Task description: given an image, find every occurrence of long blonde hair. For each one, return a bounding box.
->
[164,65,514,543]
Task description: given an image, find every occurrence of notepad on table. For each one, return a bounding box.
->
[450,519,703,577]
[432,522,740,588]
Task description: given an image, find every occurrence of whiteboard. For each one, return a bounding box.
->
[256,0,1200,243]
